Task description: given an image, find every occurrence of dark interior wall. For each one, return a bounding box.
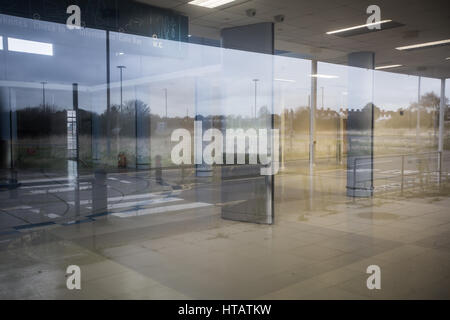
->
[0,0,188,40]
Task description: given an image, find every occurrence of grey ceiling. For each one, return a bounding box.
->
[137,0,450,78]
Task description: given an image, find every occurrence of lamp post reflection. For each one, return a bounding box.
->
[116,66,126,157]
[253,79,259,119]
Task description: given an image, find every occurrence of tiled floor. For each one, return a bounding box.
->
[0,169,449,299]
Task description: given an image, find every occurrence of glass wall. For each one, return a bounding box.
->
[0,12,448,233]
[0,13,278,232]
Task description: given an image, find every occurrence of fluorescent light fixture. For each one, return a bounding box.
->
[326,20,392,35]
[446,57,450,60]
[396,39,450,51]
[8,37,53,56]
[188,0,235,9]
[310,74,339,79]
[375,64,402,70]
[274,78,296,83]
[0,36,3,50]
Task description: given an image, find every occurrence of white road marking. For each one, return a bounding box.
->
[46,213,60,219]
[20,182,89,189]
[108,177,131,184]
[2,205,32,210]
[30,185,91,194]
[86,197,182,210]
[112,202,213,218]
[20,175,92,184]
[68,191,181,206]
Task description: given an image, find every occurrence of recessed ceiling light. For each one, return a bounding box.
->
[375,64,402,70]
[188,0,236,8]
[326,20,392,35]
[395,39,450,51]
[310,74,339,79]
[8,37,53,56]
[274,78,296,83]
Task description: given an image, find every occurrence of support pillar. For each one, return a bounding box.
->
[438,79,446,154]
[310,60,317,173]
[438,78,446,180]
[346,52,375,197]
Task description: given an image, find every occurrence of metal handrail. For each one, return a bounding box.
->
[353,151,444,194]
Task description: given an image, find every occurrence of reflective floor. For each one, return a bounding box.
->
[1,153,449,300]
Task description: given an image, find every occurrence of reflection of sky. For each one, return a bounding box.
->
[0,14,446,117]
[317,62,443,112]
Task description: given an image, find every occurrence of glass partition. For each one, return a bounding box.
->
[0,14,277,233]
[1,12,447,234]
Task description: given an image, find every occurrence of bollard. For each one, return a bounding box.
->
[155,155,162,185]
[92,169,107,214]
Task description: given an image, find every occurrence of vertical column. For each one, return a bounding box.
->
[310,60,317,172]
[416,76,421,147]
[0,86,18,187]
[438,79,446,154]
[0,88,10,173]
[220,22,274,224]
[194,78,213,178]
[438,78,446,179]
[106,31,111,156]
[135,96,150,169]
[92,111,101,166]
[0,88,10,172]
[72,83,80,216]
[346,52,375,197]
[280,84,286,171]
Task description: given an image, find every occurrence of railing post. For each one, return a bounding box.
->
[353,157,357,198]
[439,151,442,187]
[401,154,405,194]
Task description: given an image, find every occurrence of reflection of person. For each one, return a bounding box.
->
[118,152,127,168]
[155,155,162,184]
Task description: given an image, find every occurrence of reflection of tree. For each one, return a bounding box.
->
[17,104,66,138]
[375,92,446,129]
[420,92,441,110]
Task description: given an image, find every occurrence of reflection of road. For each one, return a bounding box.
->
[0,169,208,233]
[0,166,273,234]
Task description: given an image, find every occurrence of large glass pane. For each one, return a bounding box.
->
[0,14,277,240]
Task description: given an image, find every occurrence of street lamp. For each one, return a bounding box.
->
[41,81,47,112]
[116,66,126,154]
[117,66,126,114]
[164,88,168,119]
[253,79,259,119]
[321,86,324,110]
